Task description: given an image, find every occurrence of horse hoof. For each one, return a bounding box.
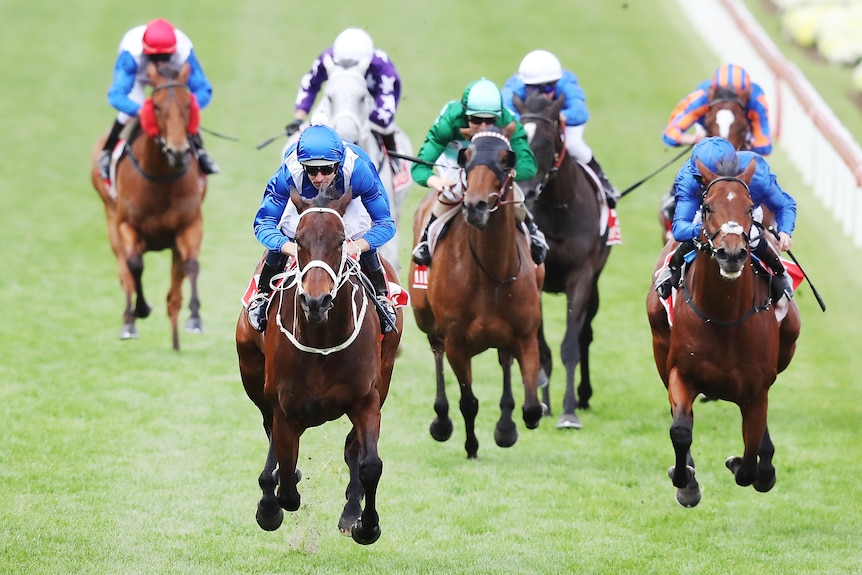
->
[429,417,453,442]
[753,473,776,493]
[119,325,139,340]
[725,456,743,475]
[135,303,152,319]
[537,368,550,389]
[184,318,204,333]
[556,413,582,429]
[255,505,284,531]
[351,519,381,545]
[541,402,550,417]
[668,466,701,507]
[494,425,518,448]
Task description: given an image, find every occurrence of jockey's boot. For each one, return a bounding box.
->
[98,119,125,181]
[190,133,220,175]
[754,241,793,302]
[247,259,281,332]
[655,240,695,299]
[412,214,437,266]
[367,265,396,335]
[587,157,620,208]
[524,211,548,265]
[381,132,400,170]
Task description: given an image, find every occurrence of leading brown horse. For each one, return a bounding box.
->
[646,157,801,507]
[236,189,403,544]
[514,92,613,430]
[90,61,206,351]
[409,124,545,459]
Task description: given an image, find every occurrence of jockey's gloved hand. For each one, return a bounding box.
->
[285,119,302,136]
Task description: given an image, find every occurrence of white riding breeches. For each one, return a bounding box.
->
[565,124,593,165]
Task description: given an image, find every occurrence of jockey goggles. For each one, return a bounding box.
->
[527,82,556,95]
[303,163,338,176]
[468,115,497,126]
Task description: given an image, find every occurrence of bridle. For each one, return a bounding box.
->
[126,80,192,182]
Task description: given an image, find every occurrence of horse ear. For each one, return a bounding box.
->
[290,188,310,213]
[513,93,524,112]
[502,121,517,139]
[179,62,190,83]
[739,158,757,184]
[146,60,159,83]
[550,95,566,117]
[695,158,716,183]
[335,189,353,214]
[502,150,517,170]
[707,86,717,101]
[457,148,469,168]
[738,85,751,105]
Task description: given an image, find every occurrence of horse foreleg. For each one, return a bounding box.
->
[271,415,302,513]
[348,395,383,546]
[446,346,480,459]
[493,349,518,448]
[255,437,284,531]
[429,338,453,443]
[558,317,584,429]
[515,337,543,431]
[340,427,363,535]
[667,368,701,507]
[726,395,771,490]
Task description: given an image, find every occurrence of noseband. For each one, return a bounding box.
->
[698,175,752,255]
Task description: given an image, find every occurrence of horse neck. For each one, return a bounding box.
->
[463,202,523,274]
[133,135,183,177]
[689,250,756,318]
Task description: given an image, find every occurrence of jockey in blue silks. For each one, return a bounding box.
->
[97,18,218,181]
[655,137,796,302]
[247,116,396,334]
[502,49,619,206]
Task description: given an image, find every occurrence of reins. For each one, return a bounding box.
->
[272,207,370,355]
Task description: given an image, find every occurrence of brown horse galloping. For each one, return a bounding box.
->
[236,189,403,544]
[646,157,801,507]
[90,61,206,350]
[409,124,545,459]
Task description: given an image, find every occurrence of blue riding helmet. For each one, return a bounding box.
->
[690,137,736,173]
[297,125,345,166]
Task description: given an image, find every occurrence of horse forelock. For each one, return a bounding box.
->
[156,62,182,81]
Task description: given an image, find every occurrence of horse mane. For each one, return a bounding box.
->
[155,62,182,81]
[711,85,740,103]
[312,187,343,207]
[713,155,740,178]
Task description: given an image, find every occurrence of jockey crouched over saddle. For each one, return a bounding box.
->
[412,209,548,267]
[655,238,793,303]
[98,118,219,181]
[247,251,395,335]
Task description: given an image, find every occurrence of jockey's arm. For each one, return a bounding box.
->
[185,50,212,109]
[107,51,142,116]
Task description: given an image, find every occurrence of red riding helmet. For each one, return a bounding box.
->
[142,18,177,56]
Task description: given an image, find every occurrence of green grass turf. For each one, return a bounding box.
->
[1,1,860,573]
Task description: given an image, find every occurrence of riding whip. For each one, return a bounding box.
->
[619,145,692,199]
[767,226,827,312]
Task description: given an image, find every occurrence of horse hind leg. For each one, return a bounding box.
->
[726,399,774,491]
[183,256,203,334]
[537,319,553,416]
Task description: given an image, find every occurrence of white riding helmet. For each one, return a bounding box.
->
[332,28,375,68]
[518,50,563,85]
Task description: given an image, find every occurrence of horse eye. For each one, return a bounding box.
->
[702,203,712,214]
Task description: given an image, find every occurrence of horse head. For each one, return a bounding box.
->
[706,85,750,151]
[456,124,517,228]
[143,61,195,169]
[697,156,757,279]
[290,188,354,324]
[324,66,373,145]
[512,92,566,200]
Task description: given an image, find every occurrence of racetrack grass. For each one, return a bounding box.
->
[1,1,860,574]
